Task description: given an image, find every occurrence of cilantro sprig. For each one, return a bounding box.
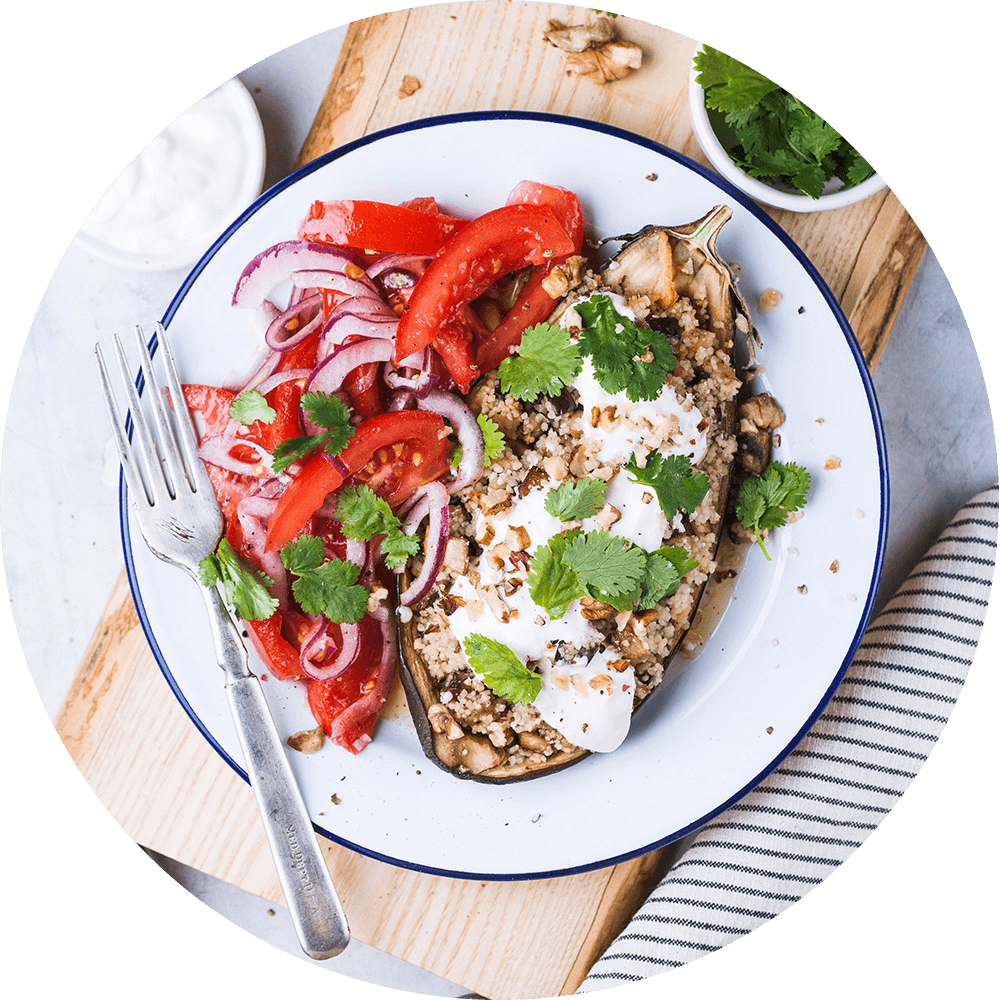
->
[736,461,811,560]
[333,485,421,570]
[271,392,354,474]
[624,451,710,522]
[463,634,542,704]
[229,389,276,426]
[527,529,700,618]
[694,45,874,199]
[576,295,675,402]
[544,477,608,521]
[279,536,367,623]
[198,538,278,622]
[498,321,582,402]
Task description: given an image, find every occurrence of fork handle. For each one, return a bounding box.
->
[202,586,351,960]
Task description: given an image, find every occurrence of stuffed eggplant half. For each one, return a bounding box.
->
[397,206,750,782]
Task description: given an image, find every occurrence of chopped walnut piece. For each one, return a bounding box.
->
[540,254,587,298]
[543,17,642,84]
[286,727,325,754]
[579,596,616,620]
[829,560,839,573]
[442,537,469,576]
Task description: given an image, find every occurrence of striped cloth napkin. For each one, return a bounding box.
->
[578,484,998,990]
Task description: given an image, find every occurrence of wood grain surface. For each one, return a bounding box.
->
[56,5,926,998]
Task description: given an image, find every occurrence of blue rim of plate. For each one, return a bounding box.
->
[120,110,890,882]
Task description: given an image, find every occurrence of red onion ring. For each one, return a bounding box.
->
[235,499,288,606]
[299,617,361,682]
[251,368,312,396]
[306,338,394,396]
[365,253,433,282]
[290,268,378,300]
[387,390,416,412]
[399,481,449,606]
[264,293,324,351]
[197,435,271,477]
[231,241,356,309]
[416,390,484,493]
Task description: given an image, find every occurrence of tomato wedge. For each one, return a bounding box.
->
[393,202,576,385]
[306,613,394,754]
[264,409,449,552]
[299,199,467,255]
[474,182,586,375]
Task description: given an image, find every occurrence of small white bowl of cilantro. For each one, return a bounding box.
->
[689,46,885,212]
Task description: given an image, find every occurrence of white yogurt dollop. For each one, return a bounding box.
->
[77,79,265,271]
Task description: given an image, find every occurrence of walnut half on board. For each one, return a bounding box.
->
[543,17,643,84]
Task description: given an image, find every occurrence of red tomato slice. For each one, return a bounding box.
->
[473,182,585,375]
[244,613,303,681]
[393,202,575,384]
[298,199,467,254]
[306,613,394,754]
[264,410,449,552]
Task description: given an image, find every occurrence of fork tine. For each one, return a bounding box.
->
[95,343,153,506]
[111,332,168,506]
[133,324,188,497]
[153,322,214,495]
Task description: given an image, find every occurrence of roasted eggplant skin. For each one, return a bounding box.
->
[397,206,753,783]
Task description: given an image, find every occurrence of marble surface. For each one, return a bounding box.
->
[1,22,996,999]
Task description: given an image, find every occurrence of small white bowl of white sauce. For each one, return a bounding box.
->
[75,78,266,271]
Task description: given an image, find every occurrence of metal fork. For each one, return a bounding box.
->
[96,322,350,960]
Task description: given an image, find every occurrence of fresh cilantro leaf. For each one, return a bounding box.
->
[637,546,700,610]
[695,44,874,199]
[379,529,421,570]
[199,538,278,622]
[527,531,585,620]
[736,461,811,560]
[563,530,646,598]
[624,451,710,521]
[271,392,354,474]
[526,531,700,617]
[478,414,506,465]
[544,477,608,521]
[280,540,367,623]
[575,295,675,402]
[498,322,582,401]
[452,413,506,469]
[279,534,324,575]
[334,485,397,541]
[463,634,541,704]
[654,544,700,578]
[333,484,421,570]
[694,45,780,112]
[229,389,276,426]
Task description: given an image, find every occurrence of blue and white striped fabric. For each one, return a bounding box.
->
[579,485,998,990]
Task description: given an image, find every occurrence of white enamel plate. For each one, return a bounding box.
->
[123,113,888,880]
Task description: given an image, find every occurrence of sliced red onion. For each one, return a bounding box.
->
[235,499,288,606]
[307,339,394,394]
[299,617,361,682]
[232,241,356,310]
[252,368,312,396]
[197,435,271,476]
[417,390,484,493]
[345,537,367,568]
[365,253,433,282]
[387,390,416,412]
[264,293,324,351]
[399,481,449,606]
[290,268,378,300]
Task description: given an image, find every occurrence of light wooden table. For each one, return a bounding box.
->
[56,6,925,998]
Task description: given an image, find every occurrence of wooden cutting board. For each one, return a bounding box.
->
[56,5,925,999]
